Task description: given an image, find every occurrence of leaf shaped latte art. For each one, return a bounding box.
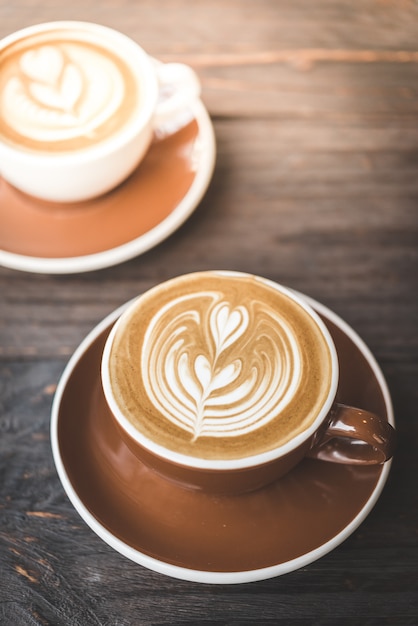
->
[141,292,303,443]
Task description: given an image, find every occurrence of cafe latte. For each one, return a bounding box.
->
[107,272,334,461]
[0,27,140,153]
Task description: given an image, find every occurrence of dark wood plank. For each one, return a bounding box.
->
[1,1,418,624]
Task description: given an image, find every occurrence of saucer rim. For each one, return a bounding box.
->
[50,292,394,584]
[0,99,215,275]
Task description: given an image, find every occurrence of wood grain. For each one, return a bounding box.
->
[1,1,417,624]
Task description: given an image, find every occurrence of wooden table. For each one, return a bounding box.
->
[1,1,417,623]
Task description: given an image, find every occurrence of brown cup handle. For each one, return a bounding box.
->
[307,403,396,465]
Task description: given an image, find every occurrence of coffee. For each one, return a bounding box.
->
[0,28,140,153]
[107,272,334,461]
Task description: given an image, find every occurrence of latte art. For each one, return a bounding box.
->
[142,296,302,442]
[108,272,334,460]
[4,44,123,142]
[0,30,139,152]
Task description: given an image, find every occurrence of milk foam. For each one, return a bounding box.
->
[109,273,333,460]
[142,291,302,442]
[0,37,128,147]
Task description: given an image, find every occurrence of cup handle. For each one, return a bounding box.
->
[307,403,396,465]
[152,60,201,135]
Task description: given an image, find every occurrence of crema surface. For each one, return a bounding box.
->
[108,273,333,460]
[0,29,139,153]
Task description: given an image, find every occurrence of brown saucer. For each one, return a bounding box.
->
[51,297,394,583]
[0,101,215,274]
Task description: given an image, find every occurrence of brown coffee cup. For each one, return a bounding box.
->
[101,271,395,494]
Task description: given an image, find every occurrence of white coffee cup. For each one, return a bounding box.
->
[0,21,201,202]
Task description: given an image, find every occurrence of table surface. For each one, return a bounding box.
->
[1,1,417,624]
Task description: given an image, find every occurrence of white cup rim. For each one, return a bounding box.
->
[0,20,158,164]
[101,271,340,471]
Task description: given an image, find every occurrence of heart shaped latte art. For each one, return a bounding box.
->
[0,39,126,144]
[141,292,302,442]
[19,46,83,114]
[28,64,82,113]
[20,45,64,84]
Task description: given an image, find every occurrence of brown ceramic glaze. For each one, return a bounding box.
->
[308,403,396,464]
[57,312,390,573]
[0,120,198,258]
[113,416,314,494]
[110,400,394,495]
